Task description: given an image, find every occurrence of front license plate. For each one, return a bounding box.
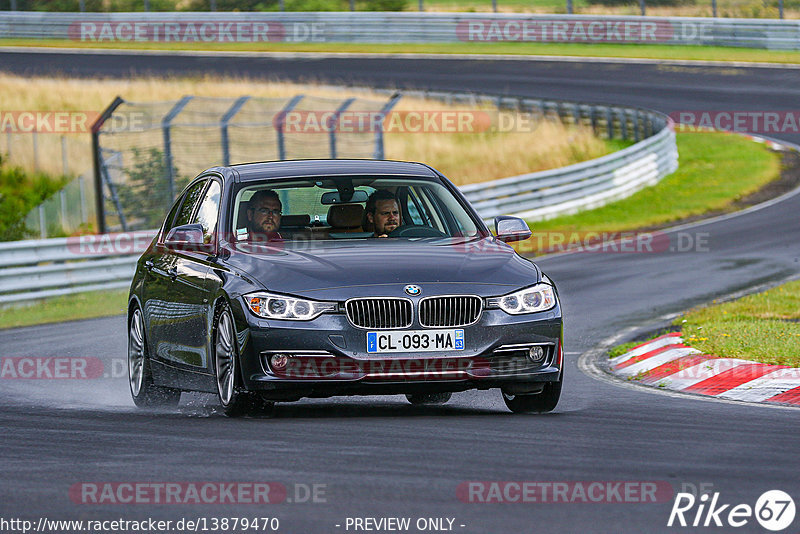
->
[366,329,464,354]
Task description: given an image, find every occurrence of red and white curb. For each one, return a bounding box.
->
[609,332,800,406]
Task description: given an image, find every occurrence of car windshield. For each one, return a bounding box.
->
[231,176,482,241]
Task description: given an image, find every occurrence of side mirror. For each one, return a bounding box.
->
[494,216,531,243]
[164,223,212,252]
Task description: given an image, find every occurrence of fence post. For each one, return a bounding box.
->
[633,110,641,142]
[38,205,46,239]
[220,96,251,166]
[79,175,88,224]
[639,0,645,15]
[566,0,572,14]
[492,0,497,12]
[419,0,423,10]
[144,0,150,11]
[329,98,355,159]
[33,132,39,172]
[275,95,304,161]
[606,107,614,139]
[61,136,69,176]
[373,93,403,160]
[712,0,716,16]
[79,0,85,11]
[779,0,784,18]
[10,0,17,10]
[91,96,125,235]
[162,96,193,202]
[60,189,68,233]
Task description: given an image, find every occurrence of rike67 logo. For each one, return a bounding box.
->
[668,490,795,531]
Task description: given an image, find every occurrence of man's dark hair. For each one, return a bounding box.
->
[248,189,281,210]
[365,189,398,215]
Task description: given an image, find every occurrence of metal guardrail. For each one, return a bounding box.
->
[0,89,677,305]
[2,12,800,49]
[0,232,156,304]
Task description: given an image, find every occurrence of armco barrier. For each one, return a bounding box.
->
[2,12,800,49]
[0,89,677,305]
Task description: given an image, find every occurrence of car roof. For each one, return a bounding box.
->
[231,159,439,182]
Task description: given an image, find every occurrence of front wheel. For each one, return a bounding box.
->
[214,303,267,417]
[128,307,181,408]
[502,376,562,414]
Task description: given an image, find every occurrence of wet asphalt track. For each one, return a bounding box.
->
[0,50,799,533]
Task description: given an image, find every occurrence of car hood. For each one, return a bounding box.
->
[222,237,541,300]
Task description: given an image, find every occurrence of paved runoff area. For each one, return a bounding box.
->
[609,333,800,406]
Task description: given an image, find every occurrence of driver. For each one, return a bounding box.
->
[246,189,283,241]
[365,190,401,238]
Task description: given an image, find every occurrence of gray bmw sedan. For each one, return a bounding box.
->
[127,160,563,416]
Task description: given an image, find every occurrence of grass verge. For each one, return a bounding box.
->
[0,289,129,330]
[513,131,782,254]
[3,39,800,65]
[675,281,800,367]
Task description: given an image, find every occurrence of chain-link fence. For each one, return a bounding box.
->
[95,93,401,232]
[22,171,96,239]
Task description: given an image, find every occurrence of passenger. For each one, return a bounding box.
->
[365,190,401,238]
[247,190,283,241]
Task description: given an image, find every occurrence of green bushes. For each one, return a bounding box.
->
[0,155,67,242]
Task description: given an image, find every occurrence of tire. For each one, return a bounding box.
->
[406,392,452,405]
[214,303,268,417]
[128,307,181,408]
[502,375,562,414]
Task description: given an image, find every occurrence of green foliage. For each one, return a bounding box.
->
[362,0,408,10]
[588,0,693,6]
[116,148,180,230]
[0,155,67,242]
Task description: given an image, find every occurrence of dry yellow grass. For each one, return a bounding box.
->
[0,73,611,183]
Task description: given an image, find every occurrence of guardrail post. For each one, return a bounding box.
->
[590,106,598,134]
[373,93,403,160]
[220,96,250,166]
[633,110,641,142]
[619,110,629,140]
[566,0,573,14]
[91,96,125,235]
[712,0,717,16]
[606,108,614,139]
[779,0,784,18]
[275,95,305,161]
[639,0,645,15]
[162,96,193,201]
[330,98,355,159]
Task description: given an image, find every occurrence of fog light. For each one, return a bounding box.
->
[270,353,289,370]
[527,345,545,362]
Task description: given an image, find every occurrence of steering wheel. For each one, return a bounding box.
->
[387,225,447,238]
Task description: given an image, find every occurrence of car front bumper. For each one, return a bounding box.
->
[232,300,563,401]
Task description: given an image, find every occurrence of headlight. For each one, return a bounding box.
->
[486,283,556,315]
[244,291,337,321]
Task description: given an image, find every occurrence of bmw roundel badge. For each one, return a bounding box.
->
[404,285,422,296]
